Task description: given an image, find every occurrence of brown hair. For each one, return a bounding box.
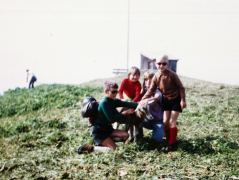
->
[141,71,155,95]
[104,81,118,93]
[143,71,154,80]
[128,66,140,77]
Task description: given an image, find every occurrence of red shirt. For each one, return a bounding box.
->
[118,78,142,102]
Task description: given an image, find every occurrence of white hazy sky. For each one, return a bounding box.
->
[1,0,239,94]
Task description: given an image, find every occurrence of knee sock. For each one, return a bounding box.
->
[169,127,178,145]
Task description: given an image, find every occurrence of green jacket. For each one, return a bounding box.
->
[96,97,138,127]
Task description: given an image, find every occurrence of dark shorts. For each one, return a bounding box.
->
[92,125,114,146]
[163,96,182,112]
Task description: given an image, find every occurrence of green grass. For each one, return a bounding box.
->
[0,84,102,118]
[0,78,238,179]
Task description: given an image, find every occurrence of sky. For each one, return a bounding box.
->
[1,0,239,94]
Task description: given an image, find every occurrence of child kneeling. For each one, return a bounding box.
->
[137,89,164,144]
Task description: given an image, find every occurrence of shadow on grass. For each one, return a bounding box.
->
[178,136,239,155]
[134,137,167,151]
[134,136,239,155]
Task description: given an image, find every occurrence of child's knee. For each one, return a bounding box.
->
[169,120,177,128]
[152,124,164,142]
[123,132,129,140]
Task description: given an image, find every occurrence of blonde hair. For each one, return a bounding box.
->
[128,66,140,77]
[160,55,169,63]
[141,71,155,95]
[143,71,154,80]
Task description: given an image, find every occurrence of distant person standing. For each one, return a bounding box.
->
[26,69,37,89]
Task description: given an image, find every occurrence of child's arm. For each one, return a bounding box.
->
[115,99,138,109]
[133,82,142,102]
[100,101,126,123]
[172,73,186,108]
[118,79,126,99]
[142,75,157,100]
[101,99,139,124]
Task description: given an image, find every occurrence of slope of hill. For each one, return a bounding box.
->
[0,77,238,179]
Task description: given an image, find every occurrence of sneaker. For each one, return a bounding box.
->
[161,143,178,153]
[77,144,94,154]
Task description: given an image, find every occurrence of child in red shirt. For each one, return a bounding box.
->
[118,66,142,142]
[118,66,142,102]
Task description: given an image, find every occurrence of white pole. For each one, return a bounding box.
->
[126,0,130,73]
[26,69,29,83]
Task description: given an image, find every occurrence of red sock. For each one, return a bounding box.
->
[169,127,178,145]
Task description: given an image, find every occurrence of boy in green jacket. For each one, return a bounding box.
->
[78,81,142,153]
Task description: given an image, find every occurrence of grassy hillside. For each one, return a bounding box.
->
[0,77,238,179]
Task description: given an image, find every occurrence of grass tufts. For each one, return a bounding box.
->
[0,79,238,179]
